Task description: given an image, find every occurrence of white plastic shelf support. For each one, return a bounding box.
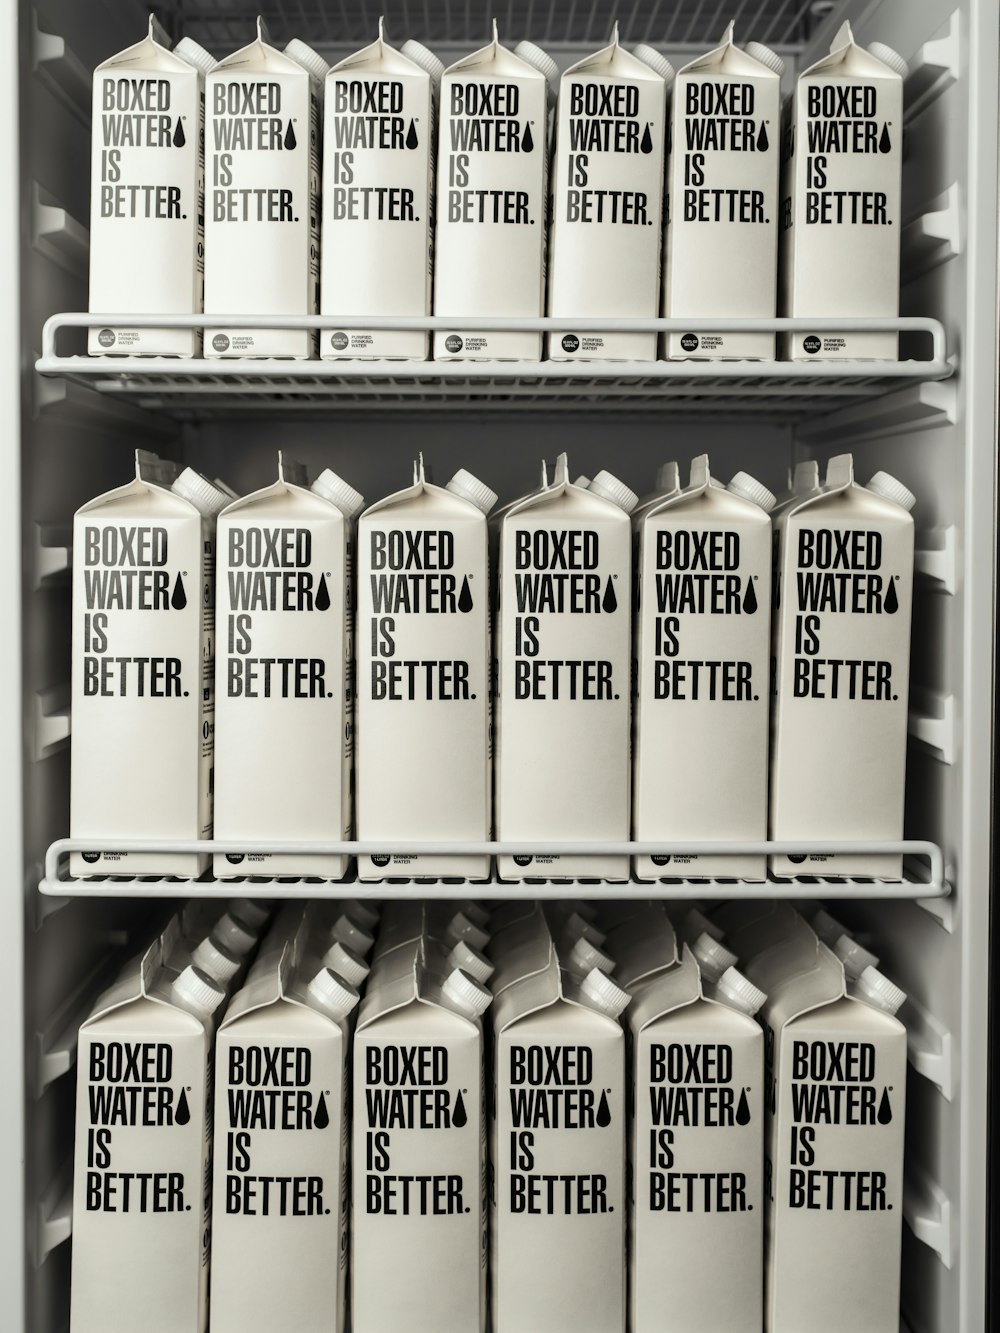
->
[908,688,957,765]
[33,686,70,761]
[31,183,88,279]
[34,1162,72,1267]
[903,1160,954,1269]
[902,184,962,280]
[904,10,961,121]
[915,526,958,594]
[31,14,90,125]
[33,955,123,1099]
[796,381,956,446]
[33,524,71,589]
[904,993,955,1099]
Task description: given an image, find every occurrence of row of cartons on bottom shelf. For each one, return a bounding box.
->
[70,893,907,1333]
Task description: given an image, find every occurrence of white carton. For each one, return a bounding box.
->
[547,28,668,361]
[210,947,358,1333]
[780,24,907,360]
[770,456,915,877]
[353,948,491,1333]
[89,19,205,357]
[746,935,906,1333]
[663,26,783,359]
[322,24,435,360]
[605,904,678,989]
[628,946,765,1333]
[633,456,775,879]
[491,953,630,1333]
[434,27,548,360]
[213,457,362,879]
[496,460,636,879]
[71,942,224,1333]
[70,456,223,877]
[205,19,319,358]
[356,462,497,879]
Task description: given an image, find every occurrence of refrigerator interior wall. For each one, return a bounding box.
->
[12,0,997,1330]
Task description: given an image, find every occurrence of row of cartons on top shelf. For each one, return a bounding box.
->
[89,15,906,363]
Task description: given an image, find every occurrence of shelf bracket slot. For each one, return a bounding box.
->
[915,526,957,594]
[33,685,70,761]
[902,184,961,280]
[904,995,954,1099]
[31,14,90,125]
[33,523,71,589]
[908,688,956,765]
[903,1161,953,1268]
[32,182,89,278]
[904,11,961,120]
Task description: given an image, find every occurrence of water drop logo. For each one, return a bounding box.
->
[175,1088,191,1126]
[735,1088,752,1126]
[878,123,892,154]
[596,1090,612,1127]
[602,578,618,613]
[452,1090,468,1128]
[405,119,419,150]
[458,576,474,613]
[173,117,186,148]
[522,122,534,153]
[743,580,758,614]
[314,1092,330,1129]
[757,122,769,152]
[284,120,297,151]
[315,574,331,612]
[884,580,898,614]
[171,573,187,610]
[640,123,653,154]
[877,1087,893,1125]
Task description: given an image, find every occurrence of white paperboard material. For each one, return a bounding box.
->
[664,26,782,359]
[352,944,490,1333]
[70,453,216,877]
[769,455,914,877]
[746,936,906,1333]
[210,945,356,1333]
[628,947,764,1332]
[780,23,906,360]
[605,905,678,988]
[89,19,205,357]
[213,455,355,879]
[633,456,773,878]
[434,28,548,360]
[205,19,319,358]
[491,952,630,1333]
[496,460,633,879]
[713,901,812,962]
[356,461,494,879]
[547,29,667,361]
[322,25,434,360]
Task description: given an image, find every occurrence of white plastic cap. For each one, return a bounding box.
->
[692,932,738,984]
[401,39,446,82]
[454,900,491,930]
[444,912,490,953]
[728,471,777,513]
[632,44,675,86]
[684,907,724,943]
[191,936,241,983]
[513,40,559,103]
[567,935,615,977]
[447,938,495,985]
[330,914,375,956]
[563,911,606,947]
[589,470,639,514]
[856,965,907,1015]
[868,41,909,79]
[229,899,270,931]
[573,475,591,489]
[172,467,229,517]
[172,964,226,1017]
[866,470,916,512]
[442,967,492,1018]
[580,967,631,1019]
[322,939,370,988]
[447,468,498,515]
[810,906,847,946]
[833,933,880,981]
[284,38,331,83]
[307,966,360,1019]
[339,898,380,931]
[716,966,766,1017]
[744,40,786,76]
[211,913,257,958]
[312,468,365,519]
[173,36,217,75]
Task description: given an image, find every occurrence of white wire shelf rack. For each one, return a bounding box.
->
[37,313,951,418]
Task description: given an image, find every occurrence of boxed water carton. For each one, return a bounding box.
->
[770,455,915,877]
[605,904,678,989]
[780,24,908,360]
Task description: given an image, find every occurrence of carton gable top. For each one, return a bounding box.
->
[357,943,486,1033]
[218,475,346,523]
[493,946,625,1033]
[785,452,913,527]
[83,935,205,1034]
[627,945,703,1030]
[212,19,304,76]
[221,942,352,1033]
[565,29,664,82]
[801,20,902,79]
[679,22,780,79]
[444,25,547,81]
[505,474,631,524]
[360,464,486,523]
[96,17,194,76]
[76,451,198,520]
[645,453,771,526]
[331,24,428,78]
[752,937,850,1029]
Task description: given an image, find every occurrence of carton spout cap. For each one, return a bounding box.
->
[590,470,639,514]
[322,939,370,988]
[172,467,229,517]
[716,966,766,1016]
[691,933,738,983]
[446,468,498,514]
[580,967,630,1019]
[631,44,675,86]
[445,912,490,953]
[563,911,606,947]
[308,966,360,1019]
[442,967,492,1018]
[173,36,217,74]
[867,41,909,79]
[331,914,375,957]
[447,938,495,985]
[866,470,916,512]
[401,38,446,82]
[172,964,226,1017]
[684,907,725,943]
[728,471,777,512]
[856,966,907,1015]
[229,899,270,931]
[192,936,241,983]
[567,936,615,978]
[454,899,491,930]
[211,913,257,958]
[744,40,786,76]
[833,933,880,981]
[312,468,366,518]
[513,40,559,102]
[284,37,330,81]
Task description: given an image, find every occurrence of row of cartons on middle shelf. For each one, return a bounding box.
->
[69,447,916,884]
[71,895,909,1333]
[90,16,908,362]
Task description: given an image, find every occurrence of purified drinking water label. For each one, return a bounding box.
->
[205,19,318,357]
[434,26,548,360]
[663,25,782,359]
[770,456,915,877]
[547,28,667,361]
[322,25,434,359]
[780,23,906,360]
[90,19,205,356]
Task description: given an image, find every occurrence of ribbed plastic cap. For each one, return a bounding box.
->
[744,40,786,76]
[211,913,257,958]
[692,932,738,983]
[339,898,380,931]
[445,912,490,953]
[716,966,766,1017]
[590,470,639,514]
[868,41,909,80]
[229,899,270,931]
[442,967,492,1018]
[513,40,559,102]
[580,967,631,1019]
[567,935,615,977]
[172,964,226,1016]
[192,936,241,983]
[856,965,907,1015]
[331,914,375,956]
[308,966,360,1019]
[866,470,916,512]
[174,36,217,75]
[833,934,880,980]
[312,468,365,519]
[454,900,490,930]
[728,471,777,513]
[684,907,724,943]
[810,907,846,946]
[632,43,675,85]
[401,39,446,82]
[322,939,370,987]
[447,468,498,515]
[172,467,229,517]
[447,938,494,984]
[284,38,331,82]
[564,911,606,947]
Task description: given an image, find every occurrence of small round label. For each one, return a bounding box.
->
[81,850,100,864]
[97,328,116,349]
[331,332,349,351]
[651,854,672,867]
[225,853,245,865]
[561,333,580,353]
[787,854,808,865]
[513,854,533,868]
[803,335,821,355]
[212,333,231,353]
[371,854,391,868]
[444,334,463,354]
[680,333,699,352]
